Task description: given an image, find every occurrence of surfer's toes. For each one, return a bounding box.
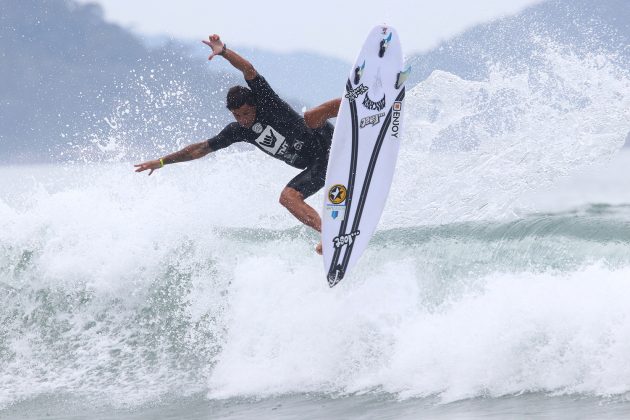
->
[315,242,323,255]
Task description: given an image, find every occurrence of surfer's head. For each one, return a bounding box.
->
[226,86,256,128]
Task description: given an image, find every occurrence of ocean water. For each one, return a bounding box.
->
[1,48,630,419]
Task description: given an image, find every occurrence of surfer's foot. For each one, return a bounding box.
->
[315,242,323,255]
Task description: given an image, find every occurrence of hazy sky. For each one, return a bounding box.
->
[77,0,546,61]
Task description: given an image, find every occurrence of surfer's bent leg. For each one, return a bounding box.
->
[279,187,321,232]
[279,158,328,233]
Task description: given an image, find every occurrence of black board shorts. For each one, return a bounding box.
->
[287,154,328,199]
[286,123,334,199]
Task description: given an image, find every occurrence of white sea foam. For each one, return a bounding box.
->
[208,263,630,402]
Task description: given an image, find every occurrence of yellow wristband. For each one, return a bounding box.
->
[159,158,165,167]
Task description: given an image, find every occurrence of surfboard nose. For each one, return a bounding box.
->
[327,266,345,287]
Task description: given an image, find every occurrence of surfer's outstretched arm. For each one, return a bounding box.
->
[304,98,342,129]
[202,34,257,81]
[134,141,212,175]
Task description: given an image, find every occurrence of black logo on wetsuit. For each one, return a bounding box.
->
[362,93,385,111]
[261,130,277,148]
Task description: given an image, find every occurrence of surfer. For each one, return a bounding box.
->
[134,34,340,254]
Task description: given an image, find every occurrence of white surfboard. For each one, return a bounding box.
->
[322,25,409,287]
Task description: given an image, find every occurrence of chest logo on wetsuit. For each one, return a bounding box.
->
[328,184,347,204]
[252,122,263,134]
[254,126,286,155]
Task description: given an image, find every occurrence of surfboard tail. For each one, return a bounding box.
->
[379,32,393,58]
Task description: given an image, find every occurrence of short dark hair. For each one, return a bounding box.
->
[226,86,255,110]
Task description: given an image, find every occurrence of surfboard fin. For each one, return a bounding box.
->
[378,32,393,58]
[395,66,411,89]
[353,60,366,84]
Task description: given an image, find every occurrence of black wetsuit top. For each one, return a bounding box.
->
[207,74,333,170]
[207,74,333,198]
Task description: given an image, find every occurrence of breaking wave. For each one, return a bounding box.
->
[1,43,629,410]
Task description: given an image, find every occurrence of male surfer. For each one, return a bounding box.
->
[134,35,340,254]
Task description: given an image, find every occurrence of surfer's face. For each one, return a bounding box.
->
[231,104,257,128]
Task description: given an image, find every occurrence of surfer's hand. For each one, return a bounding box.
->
[134,159,162,176]
[202,34,225,61]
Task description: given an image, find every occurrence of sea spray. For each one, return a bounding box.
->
[391,45,630,226]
